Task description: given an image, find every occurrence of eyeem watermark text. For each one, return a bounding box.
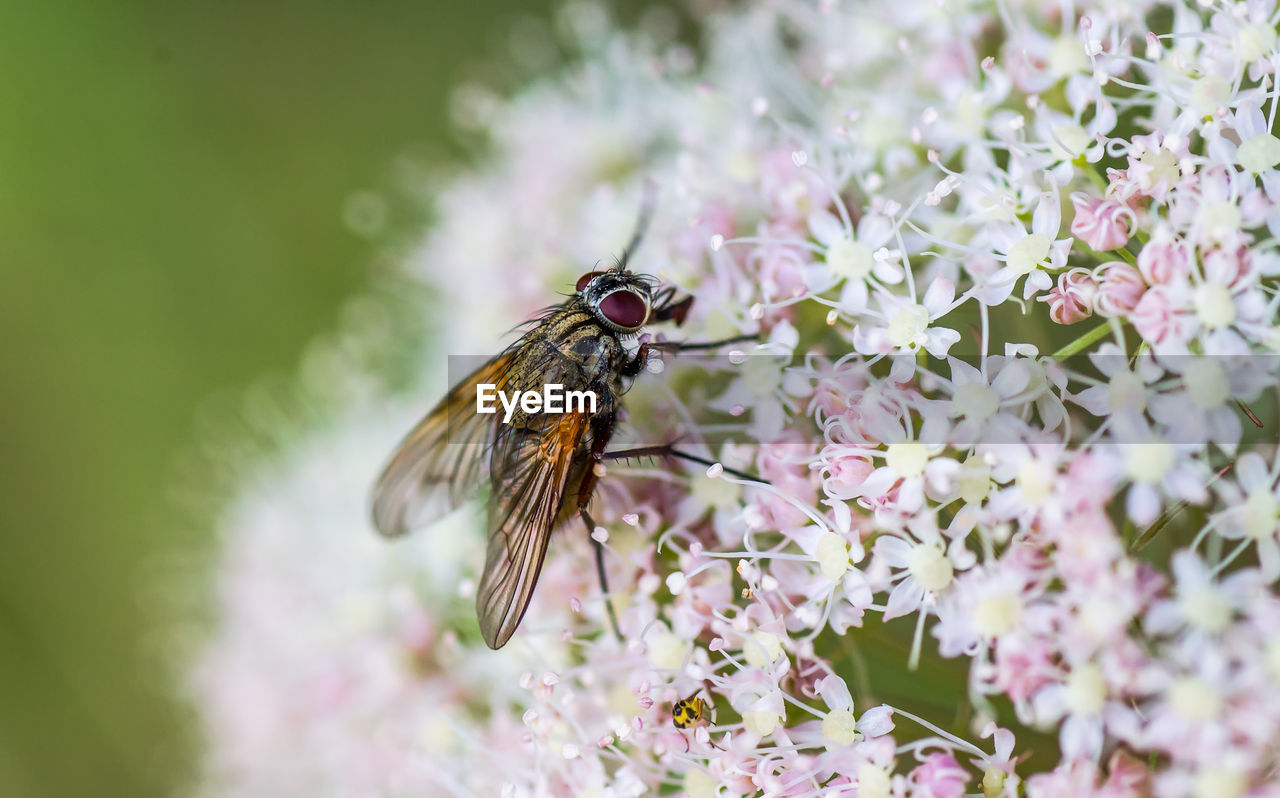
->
[476,384,598,423]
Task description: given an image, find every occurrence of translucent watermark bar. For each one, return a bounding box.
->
[441,353,1280,447]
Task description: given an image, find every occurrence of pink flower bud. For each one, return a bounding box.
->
[1095,262,1146,317]
[820,447,875,500]
[1040,267,1097,324]
[910,752,969,798]
[1137,234,1192,284]
[1069,193,1134,251]
[993,637,1056,702]
[1102,749,1153,795]
[1130,285,1187,345]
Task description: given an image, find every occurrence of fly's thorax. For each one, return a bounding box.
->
[484,310,623,431]
[533,304,629,382]
[563,321,627,374]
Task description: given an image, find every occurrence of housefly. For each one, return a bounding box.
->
[370,198,754,649]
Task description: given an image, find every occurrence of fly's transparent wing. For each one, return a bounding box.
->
[370,352,516,537]
[475,409,591,649]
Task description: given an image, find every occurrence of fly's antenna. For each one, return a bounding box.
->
[617,178,658,273]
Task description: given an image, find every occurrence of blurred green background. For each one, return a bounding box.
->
[0,2,555,795]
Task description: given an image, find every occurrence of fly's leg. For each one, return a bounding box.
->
[623,334,759,378]
[602,444,763,483]
[651,289,693,325]
[580,506,622,643]
[667,333,758,351]
[578,411,623,642]
[617,333,767,483]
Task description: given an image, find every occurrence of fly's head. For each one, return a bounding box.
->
[576,268,655,334]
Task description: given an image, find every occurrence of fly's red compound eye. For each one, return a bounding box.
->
[599,290,648,329]
[575,271,605,292]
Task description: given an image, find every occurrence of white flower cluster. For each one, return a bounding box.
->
[191,2,1280,797]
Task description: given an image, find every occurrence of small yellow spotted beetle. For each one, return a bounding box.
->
[671,693,712,730]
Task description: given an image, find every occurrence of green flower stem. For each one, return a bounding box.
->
[1113,245,1139,265]
[1051,319,1123,361]
[1075,157,1109,194]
